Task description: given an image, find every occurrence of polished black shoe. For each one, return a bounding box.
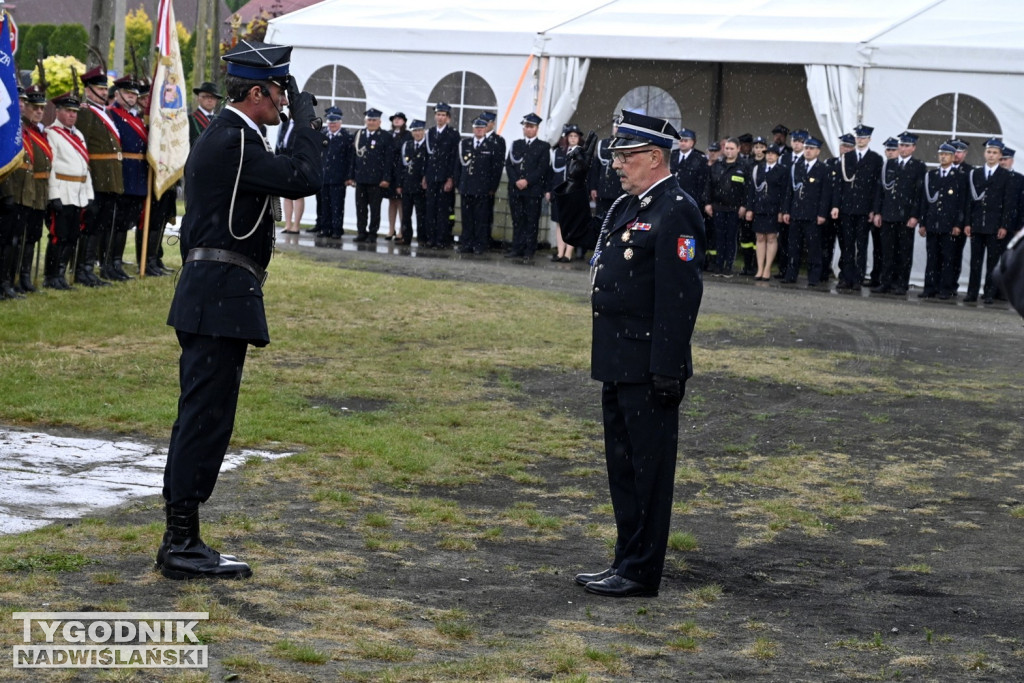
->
[353,234,369,243]
[574,567,615,586]
[503,251,524,259]
[584,574,658,598]
[937,292,952,300]
[891,287,907,296]
[964,294,978,303]
[870,285,889,294]
[918,290,935,299]
[156,507,250,580]
[983,296,994,304]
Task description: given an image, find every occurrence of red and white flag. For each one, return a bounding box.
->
[147,0,189,199]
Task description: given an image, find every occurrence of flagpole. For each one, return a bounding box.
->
[140,166,153,277]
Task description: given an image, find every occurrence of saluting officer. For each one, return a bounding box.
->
[505,113,550,261]
[189,81,223,146]
[45,93,94,290]
[872,132,925,295]
[316,107,353,240]
[456,117,502,254]
[349,108,392,243]
[160,40,323,580]
[6,86,52,296]
[781,136,831,286]
[963,138,1013,303]
[106,75,148,283]
[834,124,882,290]
[422,102,460,249]
[397,119,429,246]
[918,142,966,300]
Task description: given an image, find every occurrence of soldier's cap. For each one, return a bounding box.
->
[883,137,899,149]
[853,124,874,137]
[1003,147,1016,158]
[611,113,623,125]
[791,129,809,142]
[678,127,696,140]
[222,40,291,80]
[113,75,140,94]
[949,139,969,150]
[985,137,1005,150]
[803,136,822,149]
[24,85,47,105]
[708,141,721,151]
[563,123,582,136]
[898,132,919,145]
[80,66,110,87]
[16,85,24,99]
[137,78,151,96]
[473,117,488,128]
[752,136,767,146]
[409,119,426,130]
[839,133,856,146]
[479,111,497,122]
[938,142,957,154]
[364,107,383,119]
[51,92,81,110]
[772,124,790,135]
[192,81,224,98]
[521,112,542,126]
[737,133,754,144]
[765,145,781,156]
[324,106,343,121]
[608,109,678,150]
[389,112,406,123]
[434,102,452,113]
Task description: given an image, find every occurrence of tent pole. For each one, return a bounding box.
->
[709,62,723,144]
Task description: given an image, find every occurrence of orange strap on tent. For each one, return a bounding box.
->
[499,54,534,136]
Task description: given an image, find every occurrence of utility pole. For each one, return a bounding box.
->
[112,0,126,75]
[89,0,114,70]
[210,0,221,92]
[193,0,210,88]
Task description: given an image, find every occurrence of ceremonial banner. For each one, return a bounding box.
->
[147,0,188,199]
[0,10,23,183]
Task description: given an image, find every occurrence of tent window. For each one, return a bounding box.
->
[906,93,1001,166]
[428,72,497,136]
[302,65,367,129]
[613,86,682,131]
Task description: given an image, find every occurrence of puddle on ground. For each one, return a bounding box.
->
[0,428,291,535]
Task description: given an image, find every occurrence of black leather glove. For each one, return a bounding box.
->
[286,76,321,131]
[565,131,598,187]
[47,198,63,213]
[652,374,683,409]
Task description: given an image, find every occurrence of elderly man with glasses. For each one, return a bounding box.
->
[555,110,705,598]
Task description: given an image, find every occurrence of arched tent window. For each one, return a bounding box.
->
[613,86,682,132]
[302,65,366,130]
[906,93,1001,167]
[427,72,497,137]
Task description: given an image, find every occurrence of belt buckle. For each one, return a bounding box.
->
[116,152,123,161]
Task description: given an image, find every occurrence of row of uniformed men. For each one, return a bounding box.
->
[1,68,177,299]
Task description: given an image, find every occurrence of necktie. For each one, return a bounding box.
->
[858,152,863,162]
[987,168,992,180]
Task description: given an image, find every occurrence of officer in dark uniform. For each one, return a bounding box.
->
[963,138,1013,303]
[745,144,787,280]
[189,81,223,146]
[1000,146,1024,237]
[479,111,505,245]
[781,136,831,286]
[780,130,807,169]
[456,117,503,254]
[107,75,148,283]
[821,134,855,282]
[316,106,353,240]
[555,110,705,598]
[159,40,323,580]
[349,108,392,243]
[397,119,428,246]
[834,124,882,290]
[6,86,52,296]
[504,112,550,260]
[589,115,624,227]
[670,127,708,206]
[772,124,792,156]
[422,102,460,248]
[704,137,747,275]
[949,139,972,285]
[872,132,925,295]
[918,142,965,300]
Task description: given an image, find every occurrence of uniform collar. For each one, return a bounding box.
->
[637,174,672,203]
[224,104,261,135]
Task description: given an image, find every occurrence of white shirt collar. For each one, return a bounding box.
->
[225,105,261,135]
[637,174,672,202]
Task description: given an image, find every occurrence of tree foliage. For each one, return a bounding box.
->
[16,24,56,71]
[47,24,89,64]
[30,55,88,99]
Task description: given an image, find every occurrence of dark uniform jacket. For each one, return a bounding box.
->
[965,165,1013,234]
[399,138,428,193]
[505,137,550,198]
[587,138,622,200]
[108,102,149,197]
[321,129,354,185]
[189,108,215,146]
[388,129,412,188]
[424,125,460,184]
[746,161,787,216]
[484,131,506,179]
[455,136,503,196]
[167,108,323,346]
[557,175,705,382]
[874,156,926,223]
[919,166,965,234]
[780,149,804,169]
[11,118,52,210]
[352,128,393,184]
[835,148,882,215]
[784,159,832,220]
[1007,169,1024,233]
[77,100,124,194]
[706,159,747,209]
[671,148,709,206]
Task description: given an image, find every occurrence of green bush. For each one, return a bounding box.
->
[16,24,56,71]
[47,24,89,64]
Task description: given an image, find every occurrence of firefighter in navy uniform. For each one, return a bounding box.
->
[781,136,831,286]
[189,81,223,146]
[555,110,704,598]
[397,120,428,245]
[317,107,354,240]
[158,40,323,581]
[479,111,505,246]
[422,102,460,248]
[350,108,392,243]
[833,124,882,290]
[704,137,747,275]
[772,124,792,157]
[504,113,550,260]
[918,143,965,300]
[821,134,855,282]
[670,127,708,206]
[872,132,926,295]
[949,139,972,285]
[588,115,624,229]
[106,75,148,283]
[745,144,787,281]
[963,138,1013,303]
[455,117,503,254]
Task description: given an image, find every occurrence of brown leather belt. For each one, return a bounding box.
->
[33,172,49,179]
[56,173,87,182]
[185,248,267,286]
[122,153,145,160]
[91,153,123,161]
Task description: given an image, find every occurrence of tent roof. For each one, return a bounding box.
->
[270,0,1024,73]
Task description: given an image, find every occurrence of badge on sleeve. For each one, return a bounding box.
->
[678,237,696,262]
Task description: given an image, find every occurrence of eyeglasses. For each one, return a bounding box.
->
[611,149,654,163]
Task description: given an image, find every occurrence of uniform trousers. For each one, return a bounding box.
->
[425,182,454,247]
[355,183,383,237]
[967,233,1005,299]
[787,219,822,284]
[923,232,957,296]
[820,217,839,279]
[400,188,426,244]
[508,194,542,257]
[878,221,915,290]
[602,380,680,588]
[703,214,718,270]
[838,213,870,285]
[163,330,249,510]
[713,207,739,272]
[868,222,883,285]
[87,192,118,238]
[15,205,45,277]
[49,204,82,247]
[319,184,346,238]
[459,194,491,253]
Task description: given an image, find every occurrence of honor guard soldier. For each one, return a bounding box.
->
[555,110,705,598]
[745,144,787,280]
[872,132,925,295]
[505,113,550,260]
[76,66,125,284]
[704,137,747,275]
[834,124,882,290]
[0,89,25,299]
[160,40,324,580]
[349,108,392,243]
[45,93,94,290]
[479,110,505,244]
[397,119,428,246]
[455,117,503,254]
[421,102,460,249]
[316,107,354,240]
[919,143,965,300]
[963,138,1013,303]
[189,81,223,146]
[781,136,831,286]
[106,75,149,283]
[589,115,625,228]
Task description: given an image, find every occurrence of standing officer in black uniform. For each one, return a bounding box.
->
[555,110,704,598]
[316,107,353,240]
[872,132,925,295]
[349,108,392,243]
[479,110,505,246]
[746,144,787,280]
[781,136,831,286]
[397,119,428,246]
[821,134,854,282]
[919,142,965,300]
[455,117,503,254]
[834,124,882,290]
[159,40,323,581]
[963,138,1012,303]
[422,102,460,249]
[589,115,624,228]
[704,137,747,275]
[772,124,792,156]
[670,127,708,206]
[505,113,550,261]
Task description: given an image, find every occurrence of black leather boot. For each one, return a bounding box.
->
[18,236,37,293]
[55,244,75,289]
[156,507,251,580]
[74,239,100,287]
[110,231,134,280]
[0,244,24,299]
